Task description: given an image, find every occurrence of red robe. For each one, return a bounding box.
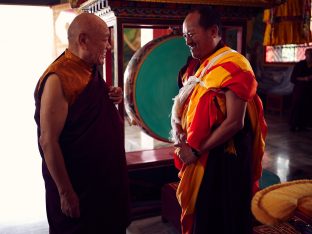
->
[34,51,130,234]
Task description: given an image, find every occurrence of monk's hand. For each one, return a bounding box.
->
[60,190,80,218]
[108,86,123,104]
[177,142,198,165]
[172,124,186,147]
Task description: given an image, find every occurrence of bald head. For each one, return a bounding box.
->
[67,13,111,65]
[68,13,107,47]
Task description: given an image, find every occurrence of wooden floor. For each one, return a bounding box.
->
[0,112,311,234]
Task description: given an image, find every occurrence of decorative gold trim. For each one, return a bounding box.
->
[78,0,95,9]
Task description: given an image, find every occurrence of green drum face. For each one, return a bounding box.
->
[124,35,190,142]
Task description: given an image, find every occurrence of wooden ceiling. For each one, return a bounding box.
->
[0,0,62,6]
[0,0,285,8]
[128,0,285,7]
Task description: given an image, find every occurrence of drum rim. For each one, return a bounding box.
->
[125,34,184,142]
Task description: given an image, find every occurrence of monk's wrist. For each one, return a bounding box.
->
[187,143,201,158]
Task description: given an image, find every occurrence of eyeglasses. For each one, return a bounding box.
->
[183,32,196,40]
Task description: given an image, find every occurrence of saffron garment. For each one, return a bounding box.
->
[173,46,267,234]
[34,50,130,234]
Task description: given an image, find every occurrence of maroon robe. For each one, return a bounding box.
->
[34,66,130,234]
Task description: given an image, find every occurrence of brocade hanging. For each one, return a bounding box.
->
[263,0,312,46]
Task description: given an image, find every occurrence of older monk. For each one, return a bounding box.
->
[34,13,130,234]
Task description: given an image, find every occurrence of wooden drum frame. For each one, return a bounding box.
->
[124,34,190,142]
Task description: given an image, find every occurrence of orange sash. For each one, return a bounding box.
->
[36,49,93,105]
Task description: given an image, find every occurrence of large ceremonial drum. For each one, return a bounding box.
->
[124,34,190,142]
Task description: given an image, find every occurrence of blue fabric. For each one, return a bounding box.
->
[259,169,281,189]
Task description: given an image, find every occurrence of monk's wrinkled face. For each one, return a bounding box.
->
[183,12,217,61]
[84,23,111,65]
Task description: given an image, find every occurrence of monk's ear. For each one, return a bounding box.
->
[210,25,219,38]
[78,33,88,50]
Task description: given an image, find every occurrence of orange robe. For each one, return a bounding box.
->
[174,46,267,234]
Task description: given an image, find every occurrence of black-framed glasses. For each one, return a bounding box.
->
[182,32,196,40]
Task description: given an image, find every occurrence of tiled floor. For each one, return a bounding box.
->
[125,122,172,152]
[1,112,311,234]
[261,113,312,182]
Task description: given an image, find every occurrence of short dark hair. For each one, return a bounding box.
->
[189,6,222,36]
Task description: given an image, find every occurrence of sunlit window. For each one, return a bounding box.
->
[0,4,53,227]
[265,6,312,63]
[265,44,312,63]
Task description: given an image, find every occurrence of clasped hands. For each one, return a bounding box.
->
[108,86,123,104]
[175,141,198,165]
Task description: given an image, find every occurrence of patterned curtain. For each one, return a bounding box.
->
[263,0,312,46]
